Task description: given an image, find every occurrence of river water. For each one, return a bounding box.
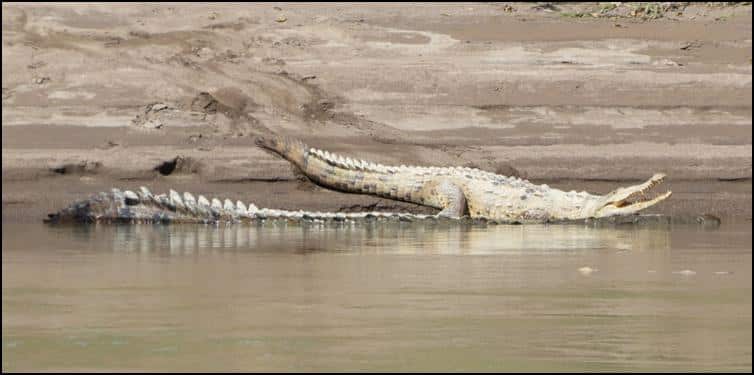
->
[2,221,751,371]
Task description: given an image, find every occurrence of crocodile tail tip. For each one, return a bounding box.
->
[254,135,272,148]
[255,134,308,169]
[255,134,291,151]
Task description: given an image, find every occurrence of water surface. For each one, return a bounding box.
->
[2,221,751,371]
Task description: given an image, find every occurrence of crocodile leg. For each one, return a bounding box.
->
[432,180,468,219]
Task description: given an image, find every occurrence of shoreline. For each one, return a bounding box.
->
[2,3,751,223]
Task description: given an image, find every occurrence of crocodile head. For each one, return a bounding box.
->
[587,173,672,218]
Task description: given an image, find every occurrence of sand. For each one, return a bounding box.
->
[2,3,751,223]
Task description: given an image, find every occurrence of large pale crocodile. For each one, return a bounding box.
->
[46,136,671,224]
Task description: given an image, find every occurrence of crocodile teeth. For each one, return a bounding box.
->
[247,203,258,213]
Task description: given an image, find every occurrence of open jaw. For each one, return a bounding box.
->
[595,173,673,217]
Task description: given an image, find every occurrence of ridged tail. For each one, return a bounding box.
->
[255,135,425,204]
[255,134,389,197]
[255,135,309,171]
[44,186,440,224]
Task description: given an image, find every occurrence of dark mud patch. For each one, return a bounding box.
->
[203,17,256,31]
[208,88,259,119]
[717,177,752,182]
[188,90,267,136]
[50,161,102,175]
[189,89,259,119]
[191,92,220,114]
[153,156,203,176]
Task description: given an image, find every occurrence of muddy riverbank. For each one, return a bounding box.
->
[2,3,751,222]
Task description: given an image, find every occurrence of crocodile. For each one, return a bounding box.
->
[46,135,671,224]
[45,186,437,224]
[254,136,671,223]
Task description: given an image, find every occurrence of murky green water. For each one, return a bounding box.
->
[2,221,751,371]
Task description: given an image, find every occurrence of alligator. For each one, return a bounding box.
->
[45,136,671,224]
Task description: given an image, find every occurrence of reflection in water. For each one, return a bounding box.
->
[3,222,750,372]
[87,222,674,256]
